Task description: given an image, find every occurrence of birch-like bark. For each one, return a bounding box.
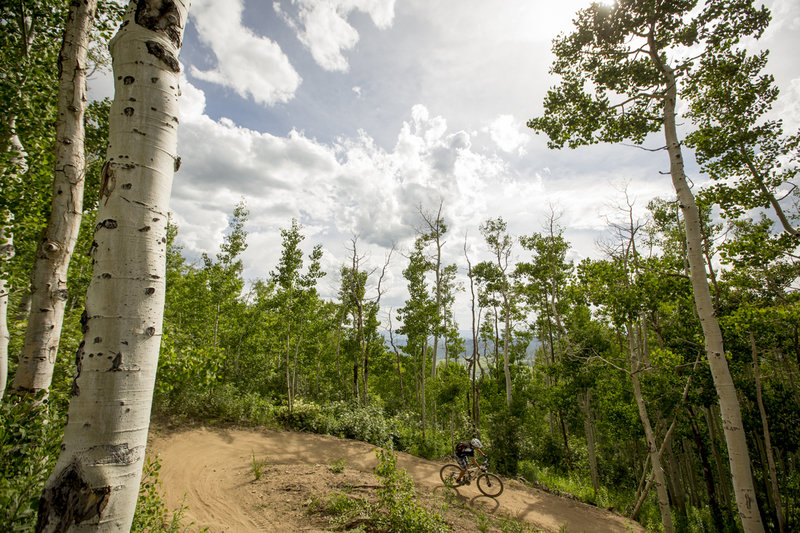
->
[648,30,764,533]
[1,122,25,399]
[36,2,189,531]
[628,323,673,533]
[0,221,14,398]
[11,1,96,397]
[387,313,406,409]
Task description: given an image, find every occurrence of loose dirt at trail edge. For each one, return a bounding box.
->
[148,426,643,533]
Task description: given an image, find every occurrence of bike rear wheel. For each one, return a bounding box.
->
[440,464,462,485]
[477,473,504,497]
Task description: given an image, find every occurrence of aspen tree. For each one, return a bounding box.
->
[1,122,26,398]
[36,1,189,531]
[529,2,768,529]
[11,0,97,397]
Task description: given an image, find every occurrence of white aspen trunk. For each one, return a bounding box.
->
[421,341,427,438]
[502,290,512,407]
[1,121,24,399]
[628,324,673,533]
[649,34,765,533]
[36,2,189,531]
[0,221,14,398]
[11,0,96,397]
[431,241,440,379]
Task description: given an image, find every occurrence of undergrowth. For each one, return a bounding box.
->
[310,448,450,533]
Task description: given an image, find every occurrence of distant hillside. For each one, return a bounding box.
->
[381,331,541,365]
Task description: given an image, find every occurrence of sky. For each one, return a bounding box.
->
[91,0,800,328]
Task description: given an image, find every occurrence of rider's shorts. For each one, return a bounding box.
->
[455,454,469,469]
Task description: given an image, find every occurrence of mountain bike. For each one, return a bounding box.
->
[439,461,504,497]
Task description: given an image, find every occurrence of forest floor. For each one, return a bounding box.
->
[148,425,644,533]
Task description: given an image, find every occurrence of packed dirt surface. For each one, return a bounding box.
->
[148,426,644,533]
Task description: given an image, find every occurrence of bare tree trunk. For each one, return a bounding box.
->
[704,405,733,507]
[650,32,764,532]
[628,323,673,533]
[688,405,726,531]
[465,236,480,427]
[1,122,24,399]
[388,313,406,409]
[36,3,189,531]
[334,305,344,395]
[286,330,292,411]
[751,333,786,533]
[0,221,14,398]
[421,341,427,439]
[11,0,96,397]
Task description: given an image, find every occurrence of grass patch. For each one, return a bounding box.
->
[251,451,266,481]
[328,458,347,474]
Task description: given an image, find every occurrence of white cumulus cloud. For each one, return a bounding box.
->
[189,0,301,106]
[487,114,530,155]
[276,0,396,72]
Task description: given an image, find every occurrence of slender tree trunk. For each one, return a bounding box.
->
[388,315,406,409]
[665,437,686,515]
[704,405,733,507]
[11,0,96,397]
[579,390,599,499]
[335,306,344,395]
[502,293,512,407]
[292,330,303,401]
[421,341,427,439]
[1,122,24,399]
[688,406,726,531]
[357,303,366,406]
[36,3,189,531]
[0,221,13,398]
[286,330,292,411]
[465,237,480,427]
[628,323,673,533]
[751,333,786,533]
[650,32,764,532]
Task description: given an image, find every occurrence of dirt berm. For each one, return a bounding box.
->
[149,426,644,533]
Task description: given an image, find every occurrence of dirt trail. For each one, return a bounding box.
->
[149,427,643,533]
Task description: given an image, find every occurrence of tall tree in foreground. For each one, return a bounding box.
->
[36,1,189,531]
[10,0,98,397]
[529,1,769,530]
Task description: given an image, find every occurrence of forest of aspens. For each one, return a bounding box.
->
[1,1,798,532]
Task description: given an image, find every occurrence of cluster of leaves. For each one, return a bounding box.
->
[311,450,449,533]
[372,449,449,533]
[0,393,64,532]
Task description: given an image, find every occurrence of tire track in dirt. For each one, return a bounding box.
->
[148,426,643,533]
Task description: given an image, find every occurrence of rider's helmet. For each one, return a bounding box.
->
[470,438,483,449]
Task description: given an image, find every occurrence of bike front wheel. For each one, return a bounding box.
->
[477,473,504,497]
[440,464,462,485]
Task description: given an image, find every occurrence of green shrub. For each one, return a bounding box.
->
[0,393,65,531]
[373,449,450,533]
[328,458,347,473]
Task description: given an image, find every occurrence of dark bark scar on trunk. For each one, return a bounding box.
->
[36,463,111,533]
[145,40,180,73]
[136,0,182,47]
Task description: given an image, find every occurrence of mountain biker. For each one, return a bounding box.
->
[454,438,486,485]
